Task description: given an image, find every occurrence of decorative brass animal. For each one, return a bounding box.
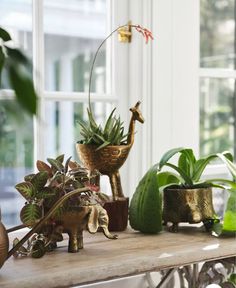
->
[43,203,117,253]
[77,101,144,200]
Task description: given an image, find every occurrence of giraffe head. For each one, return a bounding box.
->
[130,101,145,123]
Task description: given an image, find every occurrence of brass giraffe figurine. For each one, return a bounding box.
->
[77,101,144,201]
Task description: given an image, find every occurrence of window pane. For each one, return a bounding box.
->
[44,0,108,93]
[200,78,234,156]
[43,101,113,160]
[200,0,235,68]
[0,100,34,227]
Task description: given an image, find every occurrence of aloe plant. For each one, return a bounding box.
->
[78,24,153,150]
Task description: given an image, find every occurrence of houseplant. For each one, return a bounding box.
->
[0,27,38,116]
[8,154,117,259]
[130,147,236,233]
[76,23,153,231]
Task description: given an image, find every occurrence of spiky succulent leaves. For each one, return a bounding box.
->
[15,182,36,201]
[20,203,42,226]
[103,108,116,138]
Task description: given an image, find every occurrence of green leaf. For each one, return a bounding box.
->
[15,182,35,200]
[36,187,56,199]
[64,156,72,173]
[24,173,36,182]
[6,47,31,67]
[216,153,236,179]
[156,171,181,191]
[181,149,195,177]
[96,141,111,150]
[56,154,64,163]
[159,147,185,170]
[0,27,11,42]
[87,108,98,130]
[31,171,48,190]
[178,153,190,178]
[47,158,64,172]
[20,203,42,226]
[164,163,193,186]
[104,108,116,136]
[8,63,37,115]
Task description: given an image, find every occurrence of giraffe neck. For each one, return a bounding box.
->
[127,115,135,146]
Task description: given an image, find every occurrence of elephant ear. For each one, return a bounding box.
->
[87,206,99,234]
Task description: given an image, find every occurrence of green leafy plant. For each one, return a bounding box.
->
[157,147,236,235]
[15,154,105,227]
[78,24,153,150]
[0,27,38,115]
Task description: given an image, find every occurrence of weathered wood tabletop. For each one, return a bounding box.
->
[0,227,235,288]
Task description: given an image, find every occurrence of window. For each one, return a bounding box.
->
[0,0,130,227]
[200,0,236,157]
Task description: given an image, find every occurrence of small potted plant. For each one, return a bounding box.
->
[13,154,117,258]
[130,147,236,233]
[76,23,153,231]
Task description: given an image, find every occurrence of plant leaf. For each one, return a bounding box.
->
[64,156,72,173]
[31,171,48,190]
[47,158,64,172]
[20,203,42,226]
[15,182,35,200]
[164,163,193,186]
[0,27,11,42]
[24,173,36,182]
[159,147,185,170]
[8,63,37,115]
[56,154,64,163]
[36,160,52,175]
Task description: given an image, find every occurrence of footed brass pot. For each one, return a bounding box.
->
[163,187,216,232]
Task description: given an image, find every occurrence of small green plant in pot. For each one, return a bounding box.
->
[13,154,116,258]
[129,147,236,234]
[76,23,153,231]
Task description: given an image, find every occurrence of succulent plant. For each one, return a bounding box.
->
[77,23,153,150]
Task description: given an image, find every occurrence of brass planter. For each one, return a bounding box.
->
[0,220,9,268]
[76,143,131,200]
[163,187,216,232]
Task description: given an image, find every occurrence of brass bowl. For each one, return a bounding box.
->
[76,143,131,175]
[163,187,215,232]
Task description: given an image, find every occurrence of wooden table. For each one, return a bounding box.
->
[0,227,235,288]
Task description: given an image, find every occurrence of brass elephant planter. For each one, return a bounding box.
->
[43,203,116,253]
[0,188,117,269]
[163,187,216,232]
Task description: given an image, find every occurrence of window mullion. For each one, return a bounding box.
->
[33,0,45,163]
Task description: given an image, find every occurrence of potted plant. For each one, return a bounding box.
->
[76,23,153,231]
[130,147,236,233]
[11,154,117,258]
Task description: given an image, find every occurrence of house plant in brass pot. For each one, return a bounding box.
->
[76,23,153,231]
[130,147,236,234]
[158,147,236,232]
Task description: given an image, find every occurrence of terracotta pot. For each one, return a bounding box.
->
[0,220,9,269]
[163,187,216,232]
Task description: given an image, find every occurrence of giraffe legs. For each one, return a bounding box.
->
[108,170,124,200]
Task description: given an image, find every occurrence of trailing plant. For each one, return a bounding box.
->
[0,27,38,115]
[77,24,153,150]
